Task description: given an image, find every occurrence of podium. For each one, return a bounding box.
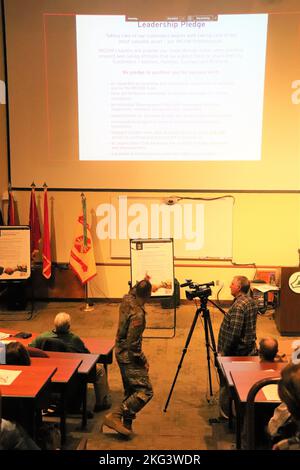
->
[275,267,300,335]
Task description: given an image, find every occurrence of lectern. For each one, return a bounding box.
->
[275,267,300,335]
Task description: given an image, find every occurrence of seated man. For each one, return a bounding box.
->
[0,418,40,450]
[258,337,285,362]
[272,362,300,450]
[6,342,31,365]
[0,390,40,450]
[30,312,111,412]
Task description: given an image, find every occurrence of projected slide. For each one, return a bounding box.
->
[76,14,268,161]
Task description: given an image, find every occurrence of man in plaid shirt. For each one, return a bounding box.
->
[218,275,258,356]
[217,276,258,419]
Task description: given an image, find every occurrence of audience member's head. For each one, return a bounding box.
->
[54,312,71,334]
[5,342,31,366]
[278,363,300,425]
[230,276,250,297]
[135,280,152,301]
[259,337,279,362]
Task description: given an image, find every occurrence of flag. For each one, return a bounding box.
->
[70,194,97,284]
[29,186,41,258]
[42,186,51,279]
[7,189,15,225]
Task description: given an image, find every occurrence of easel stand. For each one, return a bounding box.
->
[164,295,219,412]
[0,277,34,321]
[127,280,177,339]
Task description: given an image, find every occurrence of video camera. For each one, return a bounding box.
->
[180,280,215,300]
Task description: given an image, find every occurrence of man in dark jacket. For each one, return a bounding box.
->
[30,312,111,412]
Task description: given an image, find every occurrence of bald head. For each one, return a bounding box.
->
[54,312,71,334]
[259,337,278,361]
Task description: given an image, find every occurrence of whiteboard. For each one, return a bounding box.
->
[130,239,174,297]
[0,226,31,280]
[110,196,233,259]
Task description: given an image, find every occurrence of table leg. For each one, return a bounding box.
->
[81,380,87,429]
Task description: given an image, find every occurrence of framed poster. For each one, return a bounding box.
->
[0,226,31,280]
[130,238,174,297]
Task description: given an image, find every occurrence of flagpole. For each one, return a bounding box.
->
[82,283,94,312]
[81,193,94,312]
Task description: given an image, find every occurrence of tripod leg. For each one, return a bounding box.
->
[206,310,219,370]
[203,311,214,398]
[164,308,200,412]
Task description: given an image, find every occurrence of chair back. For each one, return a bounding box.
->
[37,337,69,352]
[245,376,280,450]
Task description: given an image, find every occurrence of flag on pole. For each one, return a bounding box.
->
[42,184,51,279]
[29,184,41,258]
[70,194,97,284]
[7,187,15,225]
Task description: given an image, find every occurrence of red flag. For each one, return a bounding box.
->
[29,186,41,258]
[70,194,97,284]
[42,187,51,279]
[7,190,15,225]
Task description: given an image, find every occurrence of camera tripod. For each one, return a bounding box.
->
[164,295,222,412]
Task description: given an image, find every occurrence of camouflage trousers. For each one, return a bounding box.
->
[118,362,153,420]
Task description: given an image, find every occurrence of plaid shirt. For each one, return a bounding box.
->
[218,293,258,356]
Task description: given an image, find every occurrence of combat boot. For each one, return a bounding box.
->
[102,409,132,436]
[123,418,133,431]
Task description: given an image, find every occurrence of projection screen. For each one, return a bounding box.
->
[3,0,300,190]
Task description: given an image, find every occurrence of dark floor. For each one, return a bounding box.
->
[0,300,292,450]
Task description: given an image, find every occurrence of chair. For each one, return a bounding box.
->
[36,337,69,352]
[27,346,49,357]
[245,377,280,449]
[37,337,85,414]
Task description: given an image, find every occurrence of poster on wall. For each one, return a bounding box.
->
[130,238,174,297]
[0,226,31,280]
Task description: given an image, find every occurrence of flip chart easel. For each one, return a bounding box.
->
[130,238,176,338]
[0,226,34,319]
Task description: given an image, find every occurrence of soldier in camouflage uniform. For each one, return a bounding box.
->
[103,279,153,436]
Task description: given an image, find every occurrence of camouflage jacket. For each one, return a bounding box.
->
[115,292,147,365]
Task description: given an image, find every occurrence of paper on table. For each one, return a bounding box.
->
[0,332,10,340]
[262,384,280,401]
[0,368,21,385]
[229,362,256,364]
[251,283,279,293]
